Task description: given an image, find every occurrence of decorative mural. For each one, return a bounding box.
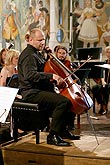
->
[0,0,110,54]
[72,0,110,55]
[0,0,50,51]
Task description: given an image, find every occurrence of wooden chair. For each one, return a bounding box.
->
[12,101,49,144]
[7,74,49,144]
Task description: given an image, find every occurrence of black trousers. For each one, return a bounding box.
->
[23,90,75,134]
[92,84,110,105]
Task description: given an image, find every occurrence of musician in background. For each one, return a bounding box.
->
[92,46,110,115]
[0,48,8,70]
[55,45,72,69]
[0,49,27,136]
[55,45,77,130]
[18,28,80,147]
[0,49,19,86]
[55,45,83,85]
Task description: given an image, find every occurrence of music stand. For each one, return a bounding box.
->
[73,68,91,85]
[0,87,18,123]
[74,48,102,142]
[74,47,103,93]
[75,47,102,61]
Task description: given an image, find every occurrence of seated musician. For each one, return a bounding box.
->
[55,45,81,82]
[92,46,110,115]
[55,45,71,68]
[0,49,26,135]
[18,28,80,147]
[55,45,78,130]
[0,48,8,71]
[0,49,19,86]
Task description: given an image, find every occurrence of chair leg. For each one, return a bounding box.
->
[35,129,40,144]
[77,114,80,129]
[93,96,96,114]
[13,117,18,142]
[10,108,13,137]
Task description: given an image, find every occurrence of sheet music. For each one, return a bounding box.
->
[95,64,110,69]
[0,86,18,123]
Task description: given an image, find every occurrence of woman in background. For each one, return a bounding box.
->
[0,48,8,70]
[0,49,19,86]
[0,48,26,135]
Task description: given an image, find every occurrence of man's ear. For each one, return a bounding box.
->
[25,34,30,42]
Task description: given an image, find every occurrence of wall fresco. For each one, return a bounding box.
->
[0,0,50,51]
[73,0,110,55]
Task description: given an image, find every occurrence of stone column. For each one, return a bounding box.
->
[49,0,69,51]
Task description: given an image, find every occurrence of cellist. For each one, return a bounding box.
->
[18,28,80,147]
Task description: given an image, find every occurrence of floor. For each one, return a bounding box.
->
[0,100,110,165]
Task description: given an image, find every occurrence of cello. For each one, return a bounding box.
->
[44,52,93,114]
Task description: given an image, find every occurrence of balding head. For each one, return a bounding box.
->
[29,28,44,38]
[26,28,45,51]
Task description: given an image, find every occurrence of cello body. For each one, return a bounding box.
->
[44,56,93,114]
[59,75,93,114]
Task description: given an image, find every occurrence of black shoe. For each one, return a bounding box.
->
[99,109,108,115]
[47,134,71,146]
[61,130,80,140]
[18,131,28,137]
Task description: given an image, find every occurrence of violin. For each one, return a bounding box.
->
[44,52,93,114]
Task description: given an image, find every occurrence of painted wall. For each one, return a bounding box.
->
[0,0,110,53]
[0,0,50,51]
